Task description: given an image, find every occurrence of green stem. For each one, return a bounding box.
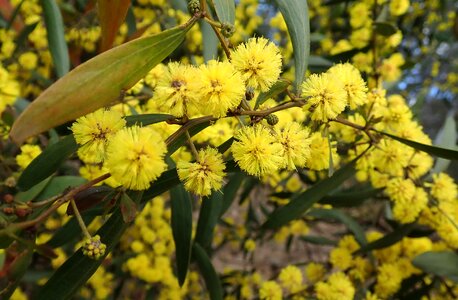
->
[70,198,91,239]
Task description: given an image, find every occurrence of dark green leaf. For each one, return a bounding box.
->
[15,21,39,48]
[17,135,78,191]
[262,158,357,230]
[274,0,310,92]
[201,20,218,62]
[125,113,174,126]
[355,223,416,254]
[300,235,337,246]
[307,208,367,246]
[212,0,235,25]
[167,121,212,155]
[219,173,245,217]
[125,6,137,36]
[217,137,234,154]
[255,79,290,109]
[170,183,193,286]
[319,187,382,207]
[36,208,128,299]
[41,0,70,77]
[195,192,223,250]
[192,243,223,300]
[15,177,53,202]
[378,131,458,160]
[373,21,398,36]
[142,168,181,201]
[412,251,458,283]
[35,176,87,201]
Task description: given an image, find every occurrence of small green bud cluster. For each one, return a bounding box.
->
[265,114,279,126]
[82,235,107,259]
[187,0,200,15]
[221,23,235,38]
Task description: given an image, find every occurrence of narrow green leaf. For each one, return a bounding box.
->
[217,137,235,155]
[431,114,457,174]
[412,251,458,283]
[355,223,416,254]
[262,158,357,230]
[0,248,33,299]
[378,130,458,160]
[41,0,70,77]
[200,20,218,62]
[212,0,235,25]
[125,113,174,126]
[34,176,87,201]
[300,235,337,246]
[170,183,193,286]
[17,135,78,191]
[320,187,382,207]
[36,208,128,299]
[15,177,53,202]
[219,173,245,217]
[373,21,398,36]
[307,208,367,246]
[192,243,223,300]
[10,22,194,144]
[195,192,223,250]
[142,168,180,201]
[274,0,310,92]
[15,21,39,48]
[255,79,290,109]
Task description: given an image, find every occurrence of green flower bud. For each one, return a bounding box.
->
[265,114,279,126]
[82,235,107,260]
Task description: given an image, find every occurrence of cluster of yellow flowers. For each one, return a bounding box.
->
[2,0,458,299]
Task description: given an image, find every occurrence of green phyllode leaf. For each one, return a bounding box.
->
[254,79,290,109]
[10,22,194,144]
[41,0,70,78]
[274,0,310,92]
[192,242,223,300]
[212,0,235,26]
[36,208,129,299]
[412,251,458,283]
[262,158,357,230]
[379,131,458,160]
[170,183,193,286]
[195,192,223,250]
[17,135,78,191]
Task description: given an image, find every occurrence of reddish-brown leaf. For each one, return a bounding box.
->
[97,0,131,52]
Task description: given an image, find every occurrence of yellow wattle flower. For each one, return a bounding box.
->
[16,144,42,169]
[177,147,226,196]
[71,109,126,163]
[301,73,347,122]
[231,37,282,92]
[104,126,167,190]
[275,122,311,170]
[193,60,245,117]
[231,124,285,177]
[327,63,368,109]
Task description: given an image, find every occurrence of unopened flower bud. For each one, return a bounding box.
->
[221,23,235,38]
[265,114,279,126]
[82,235,106,260]
[245,87,255,101]
[188,0,200,15]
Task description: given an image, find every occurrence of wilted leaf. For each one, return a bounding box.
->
[10,22,194,144]
[97,0,131,52]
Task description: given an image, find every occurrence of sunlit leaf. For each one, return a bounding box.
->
[10,23,194,144]
[41,0,70,77]
[274,0,310,92]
